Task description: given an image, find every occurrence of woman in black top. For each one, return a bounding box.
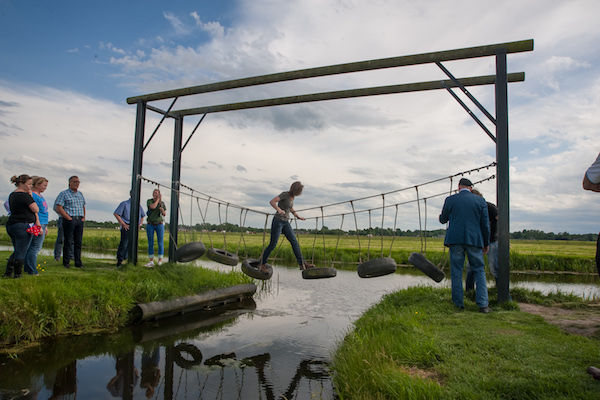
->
[3,174,39,278]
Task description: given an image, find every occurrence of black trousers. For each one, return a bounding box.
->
[63,217,84,267]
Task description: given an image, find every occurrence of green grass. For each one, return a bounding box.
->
[0,251,251,349]
[332,286,600,399]
[0,228,596,273]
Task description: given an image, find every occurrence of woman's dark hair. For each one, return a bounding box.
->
[289,181,304,196]
[10,174,31,186]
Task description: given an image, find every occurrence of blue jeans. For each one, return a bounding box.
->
[146,223,164,257]
[25,224,46,274]
[450,245,488,308]
[117,228,129,262]
[466,241,498,290]
[6,223,33,263]
[260,218,304,266]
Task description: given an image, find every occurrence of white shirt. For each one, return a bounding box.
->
[586,153,600,184]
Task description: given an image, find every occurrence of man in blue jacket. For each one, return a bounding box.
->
[439,178,491,313]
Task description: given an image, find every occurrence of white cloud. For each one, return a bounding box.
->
[3,0,600,233]
[163,11,190,36]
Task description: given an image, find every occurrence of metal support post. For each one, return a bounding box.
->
[495,50,511,302]
[128,101,146,265]
[168,116,183,262]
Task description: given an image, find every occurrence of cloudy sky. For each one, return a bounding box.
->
[1,0,599,233]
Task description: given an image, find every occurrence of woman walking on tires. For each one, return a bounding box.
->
[258,181,314,273]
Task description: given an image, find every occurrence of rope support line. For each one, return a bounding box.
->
[295,161,496,212]
[139,166,495,226]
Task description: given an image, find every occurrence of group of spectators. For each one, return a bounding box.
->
[3,174,85,278]
[3,174,168,278]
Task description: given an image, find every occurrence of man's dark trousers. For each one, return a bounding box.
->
[63,217,84,267]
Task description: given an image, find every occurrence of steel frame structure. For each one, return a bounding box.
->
[127,39,533,302]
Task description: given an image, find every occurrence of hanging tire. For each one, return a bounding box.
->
[408,252,445,282]
[206,247,239,266]
[302,267,337,280]
[357,257,397,278]
[175,241,206,262]
[173,342,203,369]
[241,258,273,280]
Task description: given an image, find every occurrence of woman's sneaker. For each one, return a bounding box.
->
[144,261,155,268]
[300,262,315,270]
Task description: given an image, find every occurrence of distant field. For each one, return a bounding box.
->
[0,227,596,272]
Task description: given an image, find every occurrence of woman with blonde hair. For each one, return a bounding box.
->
[258,181,314,273]
[25,176,49,275]
[3,175,39,278]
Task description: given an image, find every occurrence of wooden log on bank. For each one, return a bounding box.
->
[134,283,257,322]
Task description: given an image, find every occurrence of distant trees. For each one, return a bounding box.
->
[0,217,596,241]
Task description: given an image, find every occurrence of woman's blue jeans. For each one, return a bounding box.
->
[25,224,46,274]
[450,245,488,308]
[260,218,304,266]
[146,223,164,257]
[6,223,33,263]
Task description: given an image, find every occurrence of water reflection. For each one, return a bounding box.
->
[0,258,598,399]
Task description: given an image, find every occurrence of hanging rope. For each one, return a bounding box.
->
[380,194,385,258]
[332,214,345,267]
[415,186,423,253]
[350,200,362,263]
[388,204,399,257]
[423,197,428,254]
[320,206,327,264]
[310,216,319,265]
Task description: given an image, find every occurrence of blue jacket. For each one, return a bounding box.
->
[439,189,490,248]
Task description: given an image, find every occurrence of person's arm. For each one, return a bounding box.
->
[439,198,450,224]
[583,174,600,192]
[28,201,39,214]
[290,207,305,221]
[149,197,160,210]
[269,196,284,215]
[159,202,166,217]
[114,213,129,231]
[55,204,71,220]
[82,205,86,222]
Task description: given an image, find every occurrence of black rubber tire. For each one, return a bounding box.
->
[241,259,273,280]
[357,257,397,278]
[302,267,337,280]
[206,247,239,266]
[175,241,206,262]
[173,342,203,369]
[408,252,445,282]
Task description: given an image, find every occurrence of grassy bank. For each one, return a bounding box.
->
[1,228,596,273]
[332,287,600,399]
[0,251,251,349]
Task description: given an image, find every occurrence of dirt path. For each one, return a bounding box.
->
[519,303,600,338]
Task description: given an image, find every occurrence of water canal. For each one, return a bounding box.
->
[1,258,598,399]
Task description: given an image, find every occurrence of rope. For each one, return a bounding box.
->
[332,214,345,268]
[415,186,423,253]
[388,204,399,257]
[366,209,372,260]
[320,206,327,264]
[380,194,385,258]
[350,200,362,263]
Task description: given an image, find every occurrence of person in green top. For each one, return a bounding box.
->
[258,181,314,273]
[145,188,166,267]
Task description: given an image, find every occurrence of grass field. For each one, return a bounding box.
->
[0,227,596,273]
[332,286,600,399]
